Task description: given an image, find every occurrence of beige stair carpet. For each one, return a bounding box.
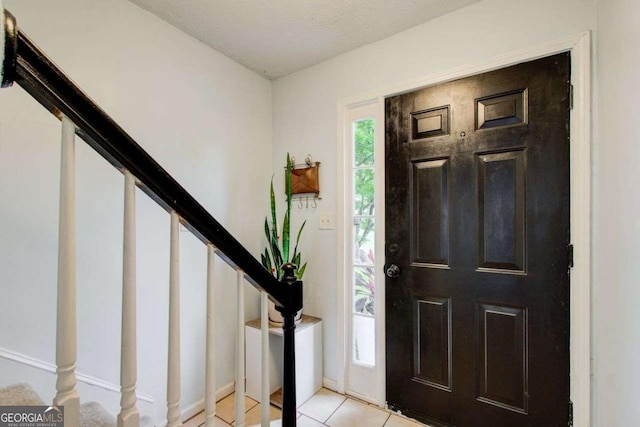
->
[80,401,116,427]
[0,383,45,406]
[0,383,154,426]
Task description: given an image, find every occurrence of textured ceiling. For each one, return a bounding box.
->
[129,0,480,79]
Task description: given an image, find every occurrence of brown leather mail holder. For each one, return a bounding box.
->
[291,163,320,197]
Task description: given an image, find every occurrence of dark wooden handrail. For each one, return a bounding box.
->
[2,12,302,314]
[1,8,301,424]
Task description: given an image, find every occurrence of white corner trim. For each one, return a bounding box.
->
[215,381,236,402]
[185,381,234,420]
[179,398,205,425]
[336,30,592,426]
[165,381,234,427]
[0,346,154,404]
[335,103,347,396]
[322,377,338,392]
[568,31,592,427]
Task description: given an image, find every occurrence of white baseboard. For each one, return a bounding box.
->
[180,398,205,423]
[0,346,154,404]
[215,381,236,402]
[322,377,338,392]
[178,381,235,424]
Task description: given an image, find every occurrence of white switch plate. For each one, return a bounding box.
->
[319,212,334,230]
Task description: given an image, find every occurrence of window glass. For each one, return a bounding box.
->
[351,118,376,366]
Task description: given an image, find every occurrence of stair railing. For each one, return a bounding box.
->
[0,6,301,427]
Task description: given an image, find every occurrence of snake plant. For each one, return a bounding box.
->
[261,153,307,279]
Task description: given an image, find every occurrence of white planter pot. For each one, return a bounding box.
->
[268,300,302,326]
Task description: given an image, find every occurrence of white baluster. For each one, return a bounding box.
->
[167,211,182,427]
[261,292,270,427]
[205,244,216,427]
[235,270,245,427]
[54,116,80,426]
[118,171,139,427]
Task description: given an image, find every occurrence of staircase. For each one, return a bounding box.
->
[0,384,153,427]
[0,3,302,427]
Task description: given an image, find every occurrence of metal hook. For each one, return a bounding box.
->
[305,154,312,166]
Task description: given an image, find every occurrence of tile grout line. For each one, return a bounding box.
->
[381,409,391,426]
[346,397,390,427]
[188,389,428,427]
[321,396,349,425]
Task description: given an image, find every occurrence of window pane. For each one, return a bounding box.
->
[354,217,375,264]
[354,266,375,315]
[354,168,375,216]
[351,117,376,368]
[354,119,374,167]
[353,314,376,365]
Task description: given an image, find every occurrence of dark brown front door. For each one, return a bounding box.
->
[385,53,571,427]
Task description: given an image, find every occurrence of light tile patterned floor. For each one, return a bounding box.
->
[183,388,429,427]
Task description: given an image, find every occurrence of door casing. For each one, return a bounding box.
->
[336,31,591,425]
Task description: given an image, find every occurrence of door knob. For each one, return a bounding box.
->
[386,264,401,278]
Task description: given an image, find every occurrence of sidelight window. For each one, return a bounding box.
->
[352,118,376,366]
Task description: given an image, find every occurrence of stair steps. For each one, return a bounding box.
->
[0,383,153,426]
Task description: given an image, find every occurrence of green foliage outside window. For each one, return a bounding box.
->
[354,119,376,316]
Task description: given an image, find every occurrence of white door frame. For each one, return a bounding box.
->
[336,31,591,425]
[339,100,387,404]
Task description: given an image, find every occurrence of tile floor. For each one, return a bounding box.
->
[183,388,429,427]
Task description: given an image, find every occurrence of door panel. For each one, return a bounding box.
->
[385,53,570,427]
[477,149,526,273]
[477,302,528,414]
[410,158,450,267]
[414,295,452,390]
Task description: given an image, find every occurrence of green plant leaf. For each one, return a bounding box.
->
[286,153,293,212]
[270,233,282,269]
[292,252,301,268]
[298,262,307,279]
[292,220,306,259]
[264,217,279,275]
[282,154,294,263]
[263,248,275,276]
[264,217,271,243]
[282,210,290,262]
[269,177,278,243]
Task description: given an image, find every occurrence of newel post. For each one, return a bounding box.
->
[1,3,17,88]
[277,263,303,427]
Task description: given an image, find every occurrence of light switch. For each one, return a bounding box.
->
[319,212,334,230]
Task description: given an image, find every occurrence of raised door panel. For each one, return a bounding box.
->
[477,303,528,414]
[410,159,450,268]
[477,150,526,274]
[413,296,452,391]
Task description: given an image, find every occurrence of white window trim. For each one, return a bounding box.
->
[338,101,386,403]
[336,31,591,424]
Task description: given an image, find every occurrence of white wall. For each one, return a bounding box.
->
[594,0,640,424]
[0,0,272,423]
[3,0,639,424]
[273,0,596,387]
